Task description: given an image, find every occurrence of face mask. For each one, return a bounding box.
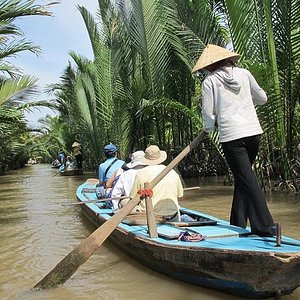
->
[195,70,208,82]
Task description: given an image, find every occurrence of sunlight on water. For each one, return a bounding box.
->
[0,164,300,300]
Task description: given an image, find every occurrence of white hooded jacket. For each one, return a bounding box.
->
[201,66,267,142]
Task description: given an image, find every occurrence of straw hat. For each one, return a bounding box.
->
[192,44,240,73]
[72,141,80,148]
[139,145,167,166]
[126,150,146,169]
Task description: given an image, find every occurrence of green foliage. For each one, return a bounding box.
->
[33,0,300,188]
[0,0,53,174]
[219,0,300,185]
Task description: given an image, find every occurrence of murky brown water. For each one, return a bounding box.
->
[1,164,300,300]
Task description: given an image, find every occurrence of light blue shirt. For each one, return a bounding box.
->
[98,157,125,184]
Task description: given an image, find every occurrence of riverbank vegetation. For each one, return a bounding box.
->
[0,1,299,192]
[0,0,55,174]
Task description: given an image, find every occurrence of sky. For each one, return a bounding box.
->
[11,0,99,127]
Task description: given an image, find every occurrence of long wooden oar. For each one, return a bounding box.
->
[34,131,206,290]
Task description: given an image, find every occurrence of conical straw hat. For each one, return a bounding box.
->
[72,141,80,147]
[192,44,240,73]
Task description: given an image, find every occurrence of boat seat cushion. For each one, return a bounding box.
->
[157,224,250,240]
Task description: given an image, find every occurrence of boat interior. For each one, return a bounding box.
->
[79,185,300,252]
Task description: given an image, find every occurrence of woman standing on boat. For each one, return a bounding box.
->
[72,141,83,170]
[192,44,275,236]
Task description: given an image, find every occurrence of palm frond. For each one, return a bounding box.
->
[0,75,38,106]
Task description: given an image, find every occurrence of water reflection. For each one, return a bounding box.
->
[0,164,299,300]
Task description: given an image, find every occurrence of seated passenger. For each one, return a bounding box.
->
[96,143,124,200]
[58,151,66,166]
[111,150,146,211]
[52,158,61,168]
[98,143,124,185]
[65,156,74,171]
[128,145,183,221]
[105,154,132,193]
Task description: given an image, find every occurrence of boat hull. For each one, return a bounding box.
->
[77,182,300,299]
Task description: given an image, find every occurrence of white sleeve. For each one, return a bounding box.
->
[111,175,124,198]
[246,70,267,105]
[130,174,142,199]
[201,78,217,132]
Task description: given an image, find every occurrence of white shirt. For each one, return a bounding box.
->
[201,66,267,142]
[111,166,144,210]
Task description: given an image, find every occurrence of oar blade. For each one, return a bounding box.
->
[34,196,141,289]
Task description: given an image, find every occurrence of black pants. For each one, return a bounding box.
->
[75,154,83,169]
[221,135,274,235]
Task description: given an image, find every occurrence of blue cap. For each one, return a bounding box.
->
[104,143,117,153]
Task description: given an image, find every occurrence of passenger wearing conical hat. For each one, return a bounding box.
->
[72,141,81,148]
[193,44,275,237]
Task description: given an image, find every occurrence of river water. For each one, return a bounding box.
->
[0,164,300,300]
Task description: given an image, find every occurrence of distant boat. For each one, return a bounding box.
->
[28,158,37,165]
[60,169,83,176]
[51,159,61,169]
[76,179,300,299]
[51,164,61,169]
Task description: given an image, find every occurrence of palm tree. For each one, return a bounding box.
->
[0,0,55,173]
[212,0,300,185]
[56,5,117,170]
[49,0,300,186]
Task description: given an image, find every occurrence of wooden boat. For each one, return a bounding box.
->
[51,165,60,169]
[60,169,83,176]
[51,164,61,169]
[76,180,300,299]
[51,159,62,168]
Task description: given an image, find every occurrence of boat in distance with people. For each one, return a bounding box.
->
[76,179,300,299]
[60,169,83,176]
